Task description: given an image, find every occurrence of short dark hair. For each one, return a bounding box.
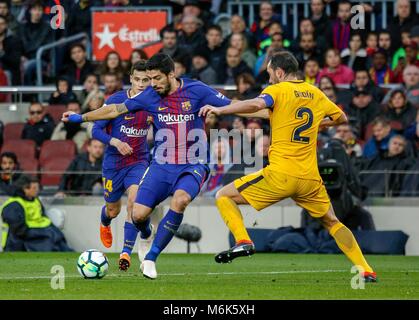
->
[338,0,352,7]
[70,43,86,53]
[146,53,175,75]
[130,60,147,74]
[160,26,177,38]
[0,152,18,164]
[269,51,299,75]
[207,24,222,34]
[66,99,81,107]
[14,175,39,192]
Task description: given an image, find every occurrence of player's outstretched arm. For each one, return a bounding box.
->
[62,103,129,123]
[199,98,267,117]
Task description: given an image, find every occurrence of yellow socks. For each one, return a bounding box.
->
[329,222,374,273]
[216,196,251,244]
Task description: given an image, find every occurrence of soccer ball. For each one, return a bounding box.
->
[77,249,109,279]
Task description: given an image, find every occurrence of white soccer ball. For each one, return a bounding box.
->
[77,249,109,279]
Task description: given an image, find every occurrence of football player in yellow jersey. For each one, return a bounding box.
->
[199,51,377,282]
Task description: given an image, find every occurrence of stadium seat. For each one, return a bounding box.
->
[19,157,39,175]
[40,157,72,186]
[39,140,77,166]
[3,122,25,141]
[0,139,36,159]
[45,104,66,124]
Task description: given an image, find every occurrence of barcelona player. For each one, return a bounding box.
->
[62,53,232,279]
[199,51,377,282]
[91,61,154,271]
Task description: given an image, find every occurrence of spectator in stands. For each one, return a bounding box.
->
[362,135,415,197]
[388,0,418,53]
[363,117,397,159]
[235,73,260,100]
[331,0,352,52]
[255,134,270,168]
[250,1,280,52]
[365,32,378,68]
[405,41,419,67]
[291,18,327,56]
[229,32,257,70]
[341,33,367,72]
[0,14,22,85]
[19,0,53,85]
[182,0,212,26]
[399,159,419,197]
[177,15,206,56]
[224,15,255,51]
[310,0,332,49]
[294,32,322,69]
[346,89,380,140]
[304,58,320,85]
[48,77,78,105]
[77,73,99,103]
[254,32,283,78]
[204,25,225,76]
[318,75,351,110]
[221,47,253,85]
[59,43,95,86]
[369,49,396,85]
[0,152,20,196]
[383,90,417,130]
[51,100,90,153]
[55,139,104,196]
[391,31,412,70]
[102,73,121,100]
[0,0,19,35]
[174,56,188,78]
[404,109,419,150]
[65,0,93,37]
[350,69,385,103]
[0,119,3,147]
[98,51,127,85]
[21,102,54,147]
[1,175,72,251]
[334,124,363,159]
[318,48,354,84]
[378,31,393,60]
[82,90,105,113]
[382,65,419,106]
[159,26,183,61]
[126,49,148,74]
[257,21,290,56]
[190,48,217,85]
[201,138,232,197]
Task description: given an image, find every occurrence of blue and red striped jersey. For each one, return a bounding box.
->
[124,78,231,164]
[92,90,152,170]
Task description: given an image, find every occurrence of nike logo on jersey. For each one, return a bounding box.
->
[158,107,168,111]
[125,116,135,120]
[193,170,202,178]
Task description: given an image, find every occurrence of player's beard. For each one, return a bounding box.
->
[158,81,171,97]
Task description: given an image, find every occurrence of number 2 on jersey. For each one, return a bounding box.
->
[291,107,313,144]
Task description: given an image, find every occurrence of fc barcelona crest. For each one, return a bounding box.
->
[181,101,192,111]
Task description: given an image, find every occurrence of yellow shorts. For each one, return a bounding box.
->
[233,168,331,218]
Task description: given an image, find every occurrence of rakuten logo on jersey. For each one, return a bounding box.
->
[120,125,148,137]
[157,113,195,125]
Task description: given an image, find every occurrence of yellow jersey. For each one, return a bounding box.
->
[260,80,344,180]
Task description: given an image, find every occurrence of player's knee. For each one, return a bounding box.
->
[106,204,121,218]
[172,192,191,212]
[131,205,151,223]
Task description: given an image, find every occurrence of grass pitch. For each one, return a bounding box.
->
[0,252,418,299]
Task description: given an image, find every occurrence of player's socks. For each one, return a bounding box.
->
[132,217,152,239]
[121,222,138,255]
[216,196,251,244]
[145,209,183,262]
[329,222,374,273]
[100,206,113,226]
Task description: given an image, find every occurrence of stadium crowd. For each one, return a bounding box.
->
[0,0,418,198]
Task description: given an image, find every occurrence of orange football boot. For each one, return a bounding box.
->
[100,224,113,248]
[119,252,131,271]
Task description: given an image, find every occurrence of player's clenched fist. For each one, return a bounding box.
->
[110,138,133,156]
[199,105,221,117]
[62,111,83,123]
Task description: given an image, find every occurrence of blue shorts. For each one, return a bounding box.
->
[135,162,209,208]
[102,162,148,203]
